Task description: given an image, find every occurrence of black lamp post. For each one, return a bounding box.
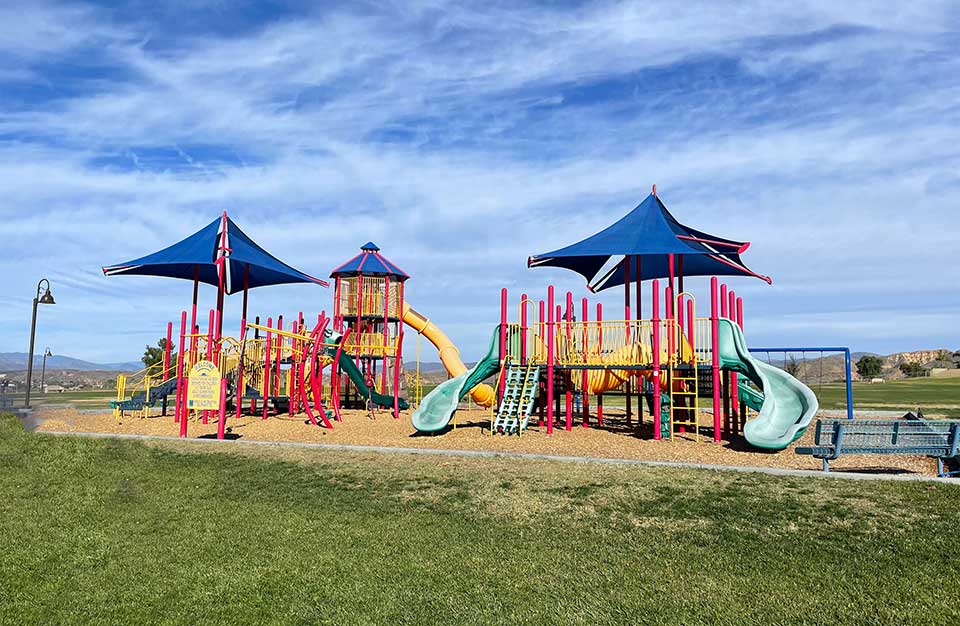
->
[40,348,52,394]
[25,279,55,409]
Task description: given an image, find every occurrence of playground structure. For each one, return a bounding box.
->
[412,278,819,450]
[107,189,826,452]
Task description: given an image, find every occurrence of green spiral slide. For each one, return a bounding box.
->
[411,329,501,433]
[716,318,819,450]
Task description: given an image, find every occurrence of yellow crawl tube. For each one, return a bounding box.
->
[401,302,495,407]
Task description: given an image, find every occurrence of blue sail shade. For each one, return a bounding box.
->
[528,193,771,291]
[102,214,328,293]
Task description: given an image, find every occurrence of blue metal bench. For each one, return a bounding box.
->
[796,419,960,477]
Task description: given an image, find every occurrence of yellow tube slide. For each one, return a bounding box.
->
[401,302,495,407]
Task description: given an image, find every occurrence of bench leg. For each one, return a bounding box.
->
[937,458,945,478]
[822,458,829,473]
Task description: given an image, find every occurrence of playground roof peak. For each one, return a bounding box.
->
[102,212,329,294]
[528,190,771,291]
[330,243,409,281]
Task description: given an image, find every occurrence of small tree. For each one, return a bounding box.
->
[899,362,926,378]
[856,355,883,379]
[784,355,801,377]
[142,338,174,370]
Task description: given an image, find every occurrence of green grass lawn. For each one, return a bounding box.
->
[6,389,117,409]
[1,414,958,625]
[817,376,960,418]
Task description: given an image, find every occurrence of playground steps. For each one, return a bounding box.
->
[493,363,540,435]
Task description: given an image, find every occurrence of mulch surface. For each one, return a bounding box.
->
[33,404,940,477]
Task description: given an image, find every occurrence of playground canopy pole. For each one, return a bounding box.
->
[624,255,632,425]
[546,285,555,435]
[635,255,642,423]
[652,280,662,440]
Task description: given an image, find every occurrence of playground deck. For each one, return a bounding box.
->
[33,406,942,476]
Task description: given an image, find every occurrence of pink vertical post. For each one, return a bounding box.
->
[720,284,730,430]
[498,288,508,403]
[175,311,187,425]
[729,290,739,425]
[652,280,662,440]
[163,322,172,376]
[274,316,283,396]
[635,255,643,423]
[395,282,405,418]
[538,299,545,427]
[203,309,214,424]
[262,317,273,419]
[737,297,744,329]
[565,291,573,431]
[624,256,632,425]
[666,284,675,358]
[596,302,603,426]
[686,298,695,355]
[520,293,528,364]
[710,278,721,442]
[546,285,555,434]
[382,276,390,395]
[216,378,228,440]
[581,297,589,425]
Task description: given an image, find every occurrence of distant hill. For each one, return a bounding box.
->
[0,352,142,373]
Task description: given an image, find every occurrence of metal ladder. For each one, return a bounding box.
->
[493,362,541,435]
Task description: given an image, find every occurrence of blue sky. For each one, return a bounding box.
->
[1,1,958,362]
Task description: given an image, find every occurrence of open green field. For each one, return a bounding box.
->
[817,376,960,418]
[1,414,958,625]
[6,389,117,410]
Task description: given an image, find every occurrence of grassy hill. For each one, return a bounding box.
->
[817,376,960,418]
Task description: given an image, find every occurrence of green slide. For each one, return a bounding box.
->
[716,319,819,450]
[411,329,501,433]
[738,379,764,412]
[335,351,410,410]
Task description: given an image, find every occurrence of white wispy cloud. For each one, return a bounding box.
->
[0,0,957,361]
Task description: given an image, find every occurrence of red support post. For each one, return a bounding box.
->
[538,299,545,427]
[635,255,642,423]
[710,278,721,442]
[624,256,632,425]
[216,378,228,440]
[175,311,187,425]
[163,322,172,377]
[652,280,662,440]
[596,302,603,426]
[546,286,555,434]
[565,291,573,431]
[520,293,528,364]
[729,290,739,423]
[203,309,214,425]
[581,297,589,426]
[275,316,283,396]
[498,288,508,404]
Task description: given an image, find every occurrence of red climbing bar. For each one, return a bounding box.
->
[546,285,555,435]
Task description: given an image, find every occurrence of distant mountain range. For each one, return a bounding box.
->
[0,352,142,372]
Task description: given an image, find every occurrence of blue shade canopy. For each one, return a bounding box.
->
[330,242,409,280]
[103,214,329,294]
[528,192,771,291]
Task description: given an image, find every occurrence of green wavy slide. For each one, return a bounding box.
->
[411,329,500,433]
[327,339,409,411]
[716,318,819,450]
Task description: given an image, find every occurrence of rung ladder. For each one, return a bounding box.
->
[493,363,541,435]
[668,367,700,442]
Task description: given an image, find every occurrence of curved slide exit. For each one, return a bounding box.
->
[716,319,819,450]
[401,302,495,408]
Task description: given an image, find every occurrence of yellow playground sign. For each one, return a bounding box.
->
[187,360,222,410]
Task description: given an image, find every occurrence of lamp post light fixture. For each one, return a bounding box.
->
[25,279,55,409]
[40,348,52,394]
